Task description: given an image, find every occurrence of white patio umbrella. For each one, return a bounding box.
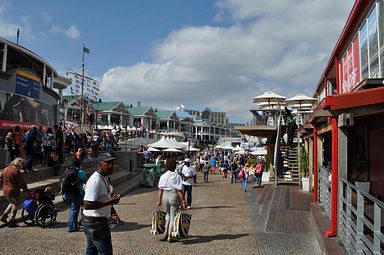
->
[250,149,267,156]
[285,94,317,109]
[163,148,181,152]
[253,91,287,105]
[186,147,200,152]
[147,147,160,152]
[233,145,243,151]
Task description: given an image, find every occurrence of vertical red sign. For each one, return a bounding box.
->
[340,36,361,94]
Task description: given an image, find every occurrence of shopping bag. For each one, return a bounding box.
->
[171,211,192,237]
[150,210,166,235]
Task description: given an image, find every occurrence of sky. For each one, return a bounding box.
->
[0,0,355,123]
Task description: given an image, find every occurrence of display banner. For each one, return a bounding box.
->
[340,36,361,94]
[15,70,41,99]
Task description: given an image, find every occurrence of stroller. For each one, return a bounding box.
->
[21,188,58,227]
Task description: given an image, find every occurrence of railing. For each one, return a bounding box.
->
[318,166,331,219]
[339,178,384,255]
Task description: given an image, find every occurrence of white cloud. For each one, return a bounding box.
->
[50,24,80,39]
[42,11,52,23]
[65,25,80,39]
[0,3,19,38]
[101,0,354,122]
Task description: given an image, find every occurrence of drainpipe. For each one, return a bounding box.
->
[326,116,338,238]
[313,125,318,203]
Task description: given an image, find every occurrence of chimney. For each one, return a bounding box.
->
[137,101,141,107]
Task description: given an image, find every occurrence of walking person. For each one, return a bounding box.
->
[157,158,186,243]
[63,166,87,233]
[181,158,196,209]
[0,158,30,227]
[254,160,263,187]
[230,160,238,183]
[42,127,56,165]
[202,161,210,182]
[82,154,121,255]
[239,164,250,192]
[24,126,38,173]
[54,125,64,164]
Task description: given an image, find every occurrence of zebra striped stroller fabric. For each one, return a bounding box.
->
[171,211,192,237]
[150,210,166,235]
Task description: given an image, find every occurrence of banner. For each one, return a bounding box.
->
[340,36,360,94]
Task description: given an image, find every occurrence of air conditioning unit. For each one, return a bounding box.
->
[338,113,354,127]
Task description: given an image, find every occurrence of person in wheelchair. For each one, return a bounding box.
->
[22,186,57,227]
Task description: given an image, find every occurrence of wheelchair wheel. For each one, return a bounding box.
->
[35,204,55,227]
[21,208,35,226]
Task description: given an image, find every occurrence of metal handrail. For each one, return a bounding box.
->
[339,178,384,255]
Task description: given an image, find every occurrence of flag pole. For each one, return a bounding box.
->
[81,44,86,125]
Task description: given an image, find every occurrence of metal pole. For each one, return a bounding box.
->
[80,44,85,125]
[273,111,282,188]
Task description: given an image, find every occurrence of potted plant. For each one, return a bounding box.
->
[301,148,310,191]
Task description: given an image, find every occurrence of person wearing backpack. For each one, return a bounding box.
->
[61,166,85,232]
[254,159,263,187]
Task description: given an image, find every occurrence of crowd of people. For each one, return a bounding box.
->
[3,124,121,171]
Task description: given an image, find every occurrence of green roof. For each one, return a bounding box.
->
[155,110,174,119]
[128,106,151,115]
[92,101,120,111]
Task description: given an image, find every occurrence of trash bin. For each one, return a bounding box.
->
[141,163,162,187]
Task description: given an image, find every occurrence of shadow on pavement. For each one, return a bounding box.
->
[110,221,149,232]
[180,233,249,245]
[190,205,235,210]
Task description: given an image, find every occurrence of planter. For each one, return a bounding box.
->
[302,177,310,192]
[262,171,270,182]
[355,181,371,193]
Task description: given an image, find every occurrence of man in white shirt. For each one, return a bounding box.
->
[82,153,121,255]
[181,158,197,209]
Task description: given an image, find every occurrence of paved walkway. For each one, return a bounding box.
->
[0,173,332,254]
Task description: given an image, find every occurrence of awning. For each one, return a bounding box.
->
[235,125,277,137]
[306,86,384,124]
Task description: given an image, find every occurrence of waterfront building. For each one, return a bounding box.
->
[303,1,384,253]
[0,36,70,138]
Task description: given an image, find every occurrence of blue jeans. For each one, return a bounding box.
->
[231,171,237,183]
[255,173,262,186]
[64,192,83,232]
[203,172,209,182]
[242,178,248,191]
[183,185,193,207]
[82,218,112,255]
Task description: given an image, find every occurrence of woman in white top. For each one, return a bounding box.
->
[157,158,185,243]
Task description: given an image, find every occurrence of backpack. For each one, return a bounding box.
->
[238,169,244,178]
[59,167,79,194]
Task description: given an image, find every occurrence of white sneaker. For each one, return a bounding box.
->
[187,206,191,209]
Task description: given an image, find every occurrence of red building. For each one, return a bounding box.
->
[307,0,384,253]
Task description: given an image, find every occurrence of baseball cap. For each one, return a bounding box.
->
[184,158,191,163]
[97,153,116,164]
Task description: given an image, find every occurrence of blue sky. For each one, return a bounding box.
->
[0,0,355,123]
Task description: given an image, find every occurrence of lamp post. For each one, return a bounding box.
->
[95,98,102,130]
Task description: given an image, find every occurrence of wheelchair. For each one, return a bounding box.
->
[21,189,58,228]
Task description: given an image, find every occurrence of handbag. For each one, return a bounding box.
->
[171,211,192,237]
[150,210,166,235]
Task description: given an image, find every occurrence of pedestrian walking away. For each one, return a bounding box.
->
[0,157,30,227]
[81,153,121,255]
[202,161,210,182]
[181,158,196,209]
[157,158,186,243]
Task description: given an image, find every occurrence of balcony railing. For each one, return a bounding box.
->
[319,166,331,219]
[339,178,384,255]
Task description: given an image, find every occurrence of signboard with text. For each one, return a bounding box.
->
[15,70,41,99]
[340,36,361,94]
